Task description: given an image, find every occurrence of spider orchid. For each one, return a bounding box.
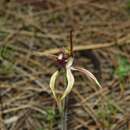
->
[50,52,101,103]
[49,30,101,104]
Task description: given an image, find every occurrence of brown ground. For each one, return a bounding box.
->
[0,0,130,130]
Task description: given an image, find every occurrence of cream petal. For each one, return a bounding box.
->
[61,67,75,100]
[72,67,101,88]
[50,70,59,102]
[66,57,74,68]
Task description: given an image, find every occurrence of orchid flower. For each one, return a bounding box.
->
[50,52,101,103]
[50,29,101,104]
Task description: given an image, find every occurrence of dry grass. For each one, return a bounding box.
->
[0,0,130,130]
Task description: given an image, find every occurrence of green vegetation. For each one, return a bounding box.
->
[37,128,46,130]
[115,56,130,80]
[127,0,130,9]
[0,46,15,75]
[0,46,14,60]
[0,31,8,38]
[46,107,56,121]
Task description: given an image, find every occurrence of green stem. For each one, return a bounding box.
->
[59,97,67,130]
[57,70,68,130]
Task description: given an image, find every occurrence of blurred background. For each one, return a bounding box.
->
[0,0,130,130]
